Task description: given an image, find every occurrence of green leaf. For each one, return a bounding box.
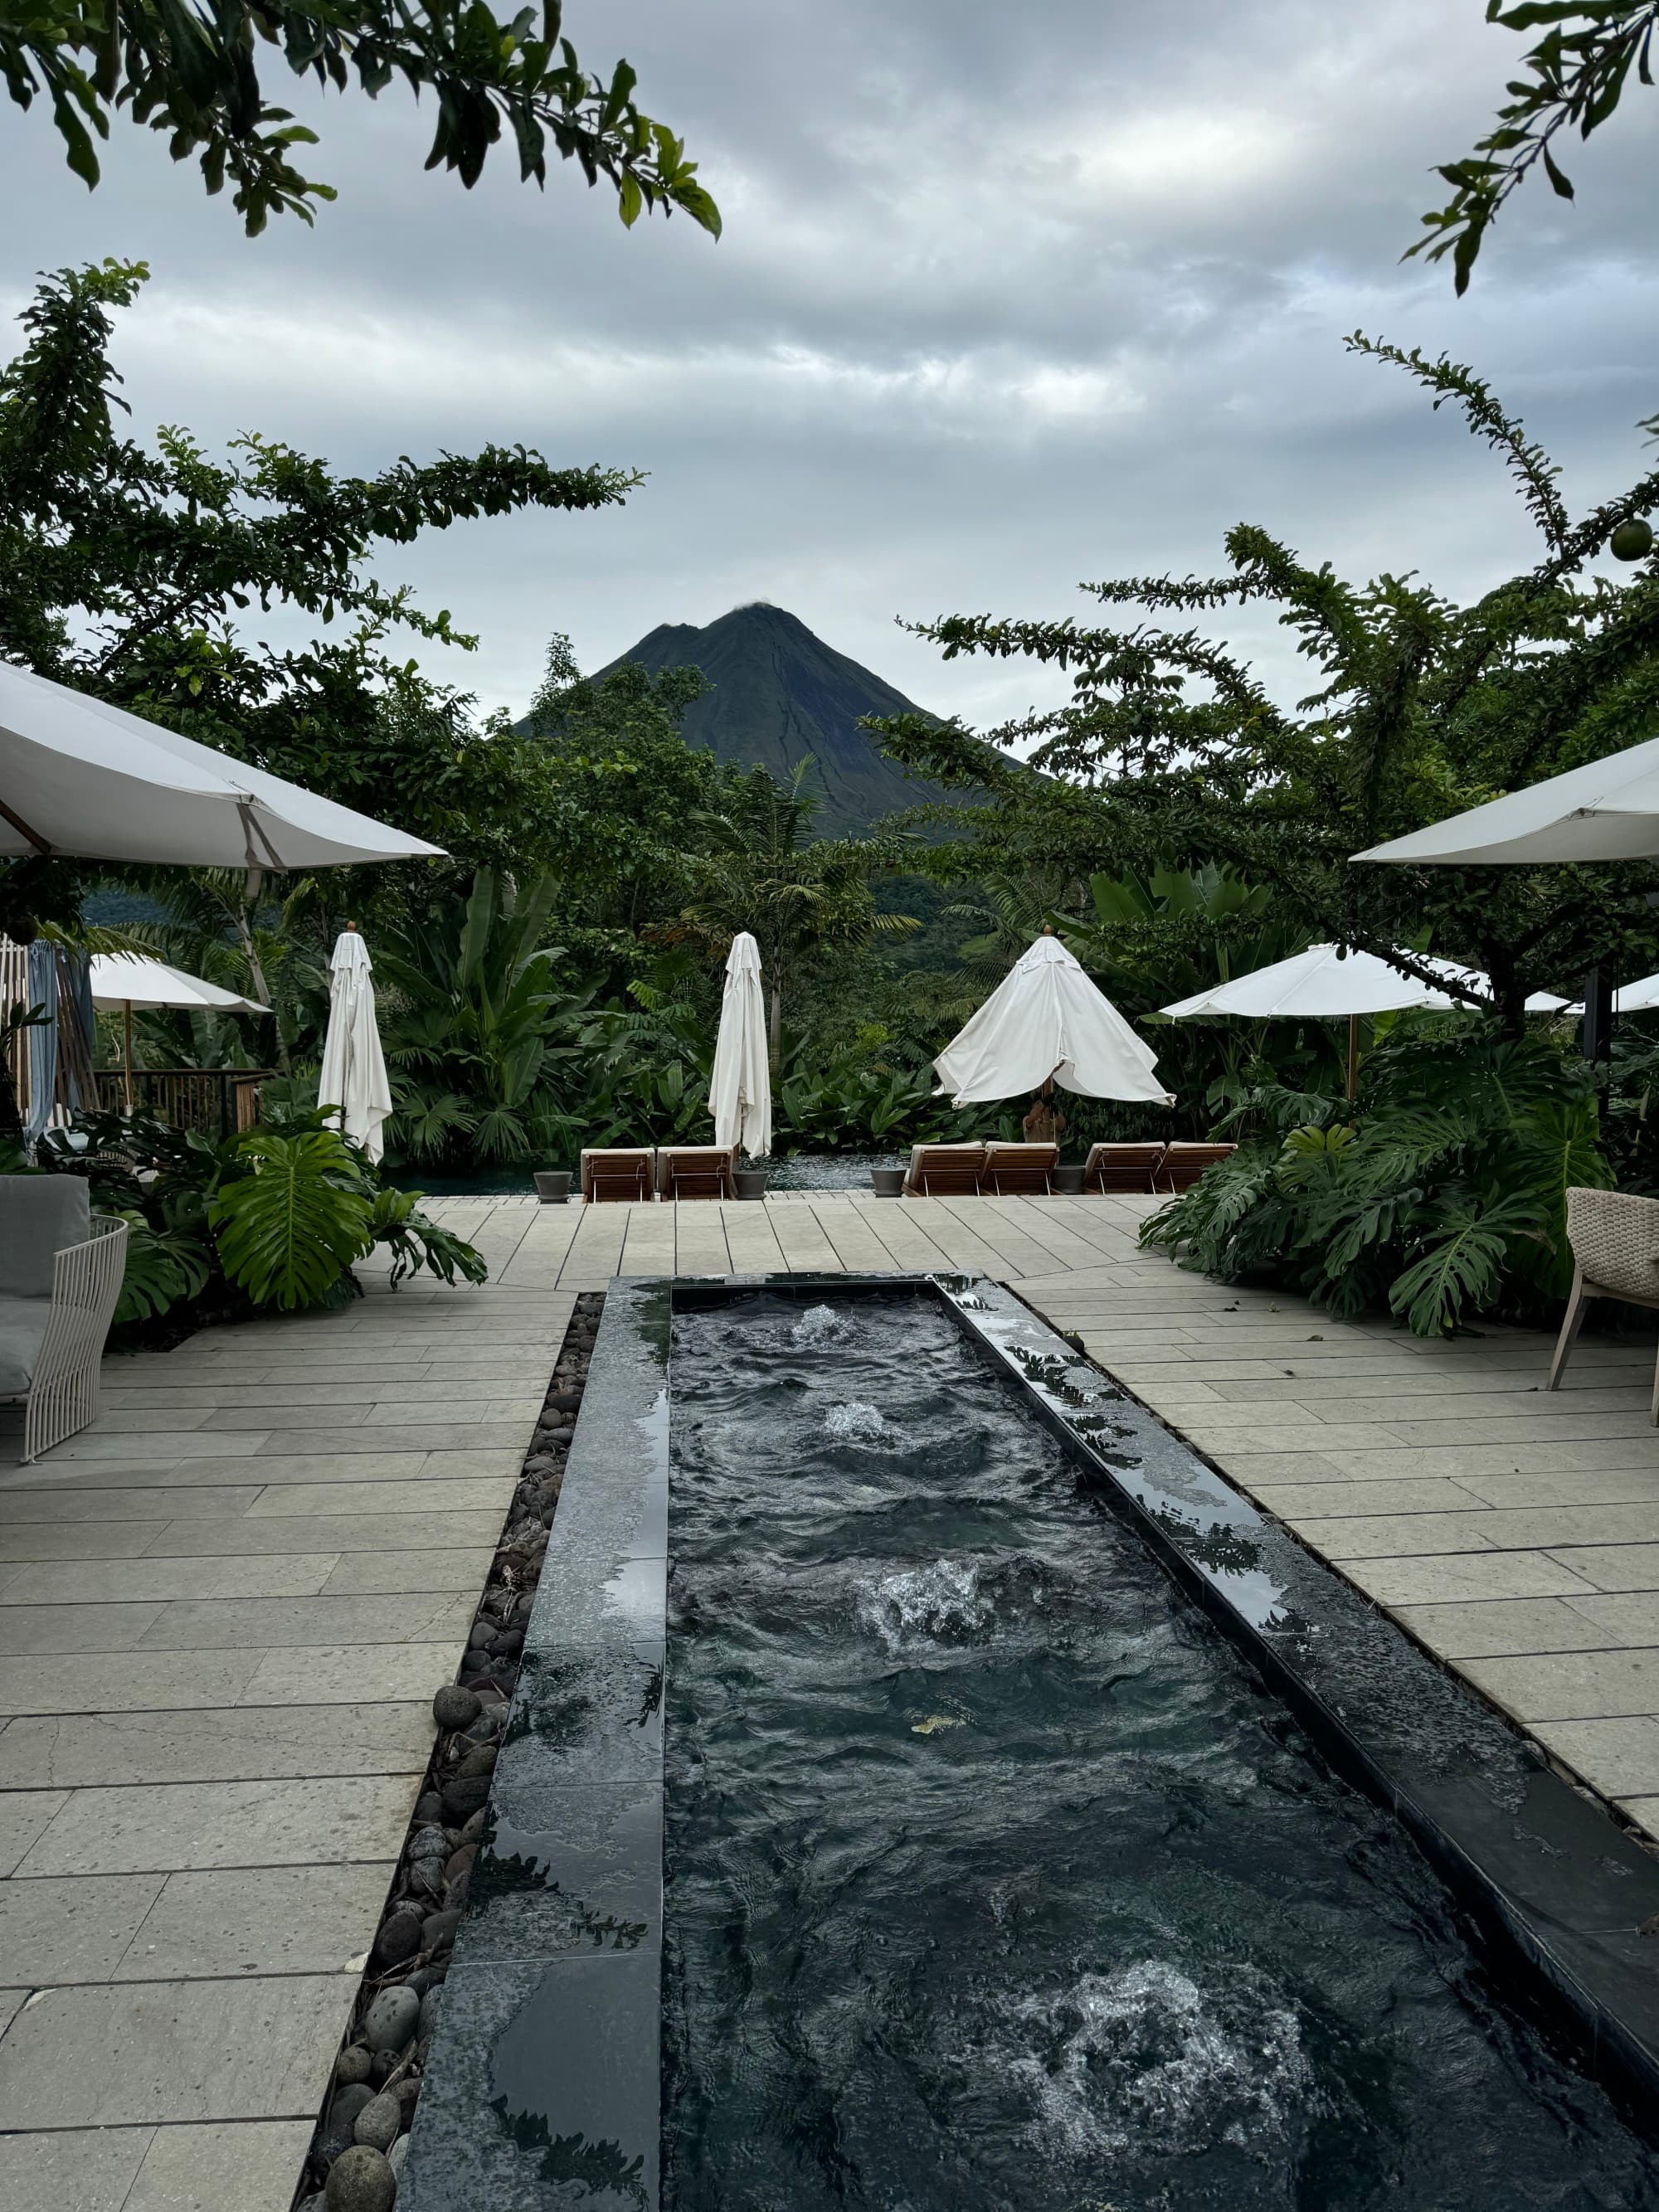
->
[209,1131,374,1309]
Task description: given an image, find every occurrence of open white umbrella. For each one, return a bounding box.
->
[0,661,445,870]
[935,931,1174,1106]
[318,926,393,1163]
[90,953,270,1114]
[1161,943,1564,1097]
[1353,736,1659,866]
[1614,973,1659,1013]
[709,932,771,1158]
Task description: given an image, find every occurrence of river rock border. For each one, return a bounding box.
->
[289,1292,605,2212]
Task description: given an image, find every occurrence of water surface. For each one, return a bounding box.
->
[664,1293,1659,2210]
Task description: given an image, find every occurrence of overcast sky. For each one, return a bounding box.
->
[3,1,1657,736]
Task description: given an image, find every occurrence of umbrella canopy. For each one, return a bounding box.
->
[318,928,393,1163]
[1615,973,1659,1013]
[709,931,771,1157]
[1161,944,1461,1020]
[935,932,1174,1106]
[1352,735,1659,866]
[90,953,269,1015]
[0,661,445,869]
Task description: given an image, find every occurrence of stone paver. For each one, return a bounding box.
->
[0,1239,573,2205]
[7,1182,1659,2205]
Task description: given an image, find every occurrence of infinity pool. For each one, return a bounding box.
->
[663,1293,1658,2210]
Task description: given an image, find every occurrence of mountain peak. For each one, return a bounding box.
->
[593,605,937,834]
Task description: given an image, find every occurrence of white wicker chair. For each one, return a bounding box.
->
[0,1177,129,1464]
[1548,1186,1659,1422]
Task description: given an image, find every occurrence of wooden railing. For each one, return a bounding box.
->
[93,1069,274,1136]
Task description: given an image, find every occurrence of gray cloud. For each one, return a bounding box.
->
[3,0,1658,737]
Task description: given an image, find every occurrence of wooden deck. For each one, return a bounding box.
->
[4,1184,1659,2207]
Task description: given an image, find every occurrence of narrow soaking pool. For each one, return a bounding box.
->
[662,1293,1659,2210]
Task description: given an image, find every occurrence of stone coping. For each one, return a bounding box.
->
[400,1271,1659,2210]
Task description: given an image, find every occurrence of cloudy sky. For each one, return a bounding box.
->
[3,1,1657,735]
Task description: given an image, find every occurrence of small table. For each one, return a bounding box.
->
[1053,1164,1087,1194]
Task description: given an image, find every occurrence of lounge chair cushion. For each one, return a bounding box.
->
[0,1177,90,1299]
[0,1294,49,1393]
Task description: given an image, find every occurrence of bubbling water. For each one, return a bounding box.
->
[824,1401,891,1446]
[791,1304,849,1349]
[994,1959,1311,2163]
[856,1557,997,1652]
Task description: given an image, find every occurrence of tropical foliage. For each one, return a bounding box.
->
[1141,1026,1610,1336]
[22,1106,484,1325]
[0,0,719,237]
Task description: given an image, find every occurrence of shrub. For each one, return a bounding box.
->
[1141,1026,1610,1335]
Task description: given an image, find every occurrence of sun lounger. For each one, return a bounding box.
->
[656,1145,737,1201]
[980,1141,1058,1194]
[580,1148,655,1203]
[1081,1142,1168,1194]
[903,1143,987,1196]
[1155,1141,1237,1192]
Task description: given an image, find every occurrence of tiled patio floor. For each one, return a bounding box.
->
[4,1185,1659,2209]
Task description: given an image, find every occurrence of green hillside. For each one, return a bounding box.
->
[593,602,948,834]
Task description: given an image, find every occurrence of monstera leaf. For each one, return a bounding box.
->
[210,1131,375,1310]
[112,1215,212,1325]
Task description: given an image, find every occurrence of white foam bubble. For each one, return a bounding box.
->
[791,1304,848,1349]
[824,1400,890,1445]
[994,1958,1309,2161]
[855,1558,996,1652]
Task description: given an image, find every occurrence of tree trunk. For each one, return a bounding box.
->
[769,983,781,1060]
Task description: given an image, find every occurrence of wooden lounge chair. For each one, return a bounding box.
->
[1082,1141,1168,1194]
[1549,1187,1659,1422]
[1156,1141,1237,1193]
[981,1141,1058,1194]
[903,1143,987,1196]
[656,1145,737,1201]
[580,1148,654,1203]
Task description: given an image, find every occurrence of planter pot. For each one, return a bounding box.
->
[733,1169,770,1202]
[534,1170,572,1205]
[870,1166,906,1198]
[1052,1164,1087,1195]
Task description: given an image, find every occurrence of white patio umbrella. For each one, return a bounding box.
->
[317,926,393,1163]
[1352,735,1659,866]
[935,931,1175,1107]
[90,953,270,1113]
[1160,942,1565,1096]
[709,931,771,1158]
[1162,943,1462,1100]
[0,661,445,870]
[1615,973,1659,1013]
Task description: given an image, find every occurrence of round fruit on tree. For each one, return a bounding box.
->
[1611,518,1654,562]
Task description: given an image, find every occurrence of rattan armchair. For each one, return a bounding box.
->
[0,1177,129,1464]
[1548,1186,1659,1422]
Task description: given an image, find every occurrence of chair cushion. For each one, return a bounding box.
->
[0,1293,51,1393]
[0,1177,91,1298]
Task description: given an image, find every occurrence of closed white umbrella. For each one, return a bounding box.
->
[709,931,771,1157]
[1352,736,1659,866]
[90,952,270,1114]
[935,931,1174,1106]
[0,661,445,869]
[318,926,393,1163]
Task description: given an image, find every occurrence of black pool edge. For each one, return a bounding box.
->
[399,1271,1659,2212]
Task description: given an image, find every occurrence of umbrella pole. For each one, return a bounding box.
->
[1346,1013,1358,1103]
[123,1001,133,1115]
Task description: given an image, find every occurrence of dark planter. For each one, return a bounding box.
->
[733,1169,770,1202]
[870,1166,906,1198]
[534,1170,572,1204]
[1053,1164,1087,1194]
